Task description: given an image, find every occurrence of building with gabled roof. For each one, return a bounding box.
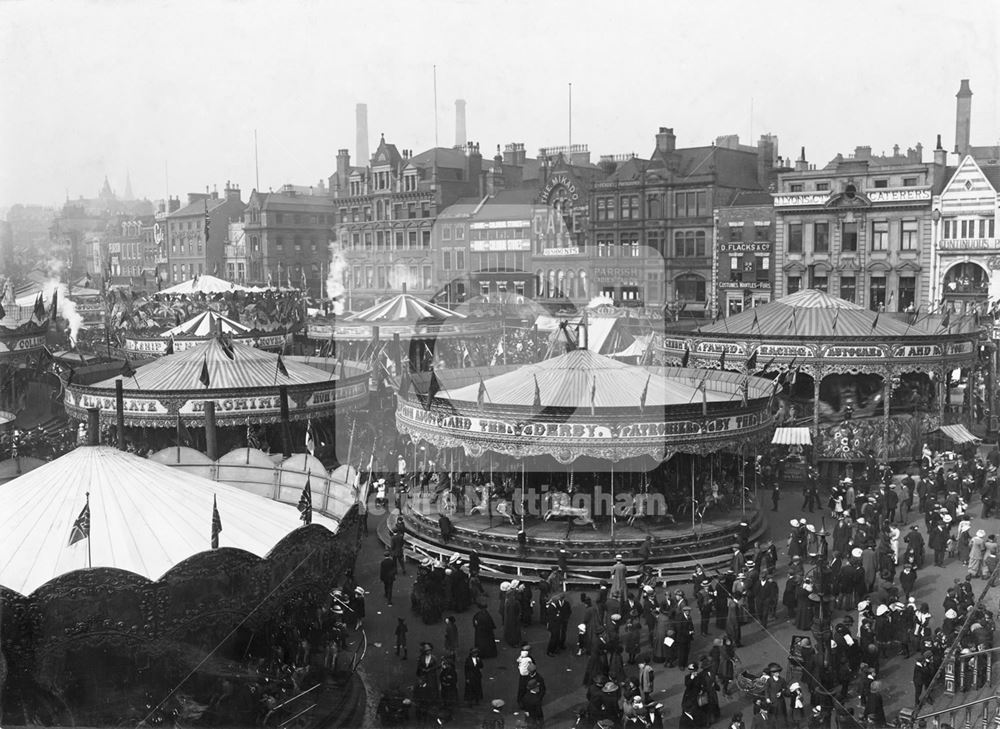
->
[164,183,245,285]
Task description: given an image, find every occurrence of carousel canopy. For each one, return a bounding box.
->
[161,310,250,338]
[65,337,369,426]
[0,445,339,595]
[447,349,735,409]
[772,427,813,445]
[698,289,923,338]
[159,274,250,295]
[345,293,466,323]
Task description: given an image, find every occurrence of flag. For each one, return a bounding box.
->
[33,293,46,321]
[176,414,192,447]
[871,311,879,331]
[909,306,921,326]
[165,336,175,355]
[477,375,488,408]
[832,307,839,331]
[790,365,800,386]
[699,377,708,416]
[640,374,650,415]
[298,476,313,525]
[276,353,289,377]
[751,309,759,331]
[68,497,90,546]
[203,201,211,243]
[398,370,411,399]
[425,369,441,409]
[175,311,182,327]
[590,376,597,416]
[788,308,797,333]
[719,349,726,370]
[740,376,749,407]
[199,357,211,387]
[533,375,542,409]
[65,367,75,386]
[681,345,690,368]
[745,349,758,372]
[120,356,136,379]
[305,420,315,456]
[50,286,59,321]
[942,309,951,329]
[758,356,775,374]
[220,336,235,360]
[211,495,222,549]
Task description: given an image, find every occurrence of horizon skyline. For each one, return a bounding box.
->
[2,0,998,210]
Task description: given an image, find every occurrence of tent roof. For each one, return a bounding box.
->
[161,310,250,337]
[345,293,466,323]
[159,275,250,295]
[0,446,339,595]
[698,289,923,338]
[771,427,813,445]
[91,337,332,392]
[446,348,736,409]
[612,334,652,359]
[935,424,981,445]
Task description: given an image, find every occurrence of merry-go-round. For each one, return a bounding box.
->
[384,346,777,585]
[659,289,981,479]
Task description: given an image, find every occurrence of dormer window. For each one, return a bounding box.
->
[404,173,417,192]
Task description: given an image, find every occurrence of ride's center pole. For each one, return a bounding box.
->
[691,457,696,532]
[610,460,615,544]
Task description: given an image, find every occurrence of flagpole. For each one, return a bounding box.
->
[610,460,615,545]
[86,491,92,569]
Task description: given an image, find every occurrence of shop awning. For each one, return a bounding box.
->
[771,427,813,446]
[935,424,981,444]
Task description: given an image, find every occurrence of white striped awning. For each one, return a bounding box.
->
[771,427,813,446]
[935,424,981,445]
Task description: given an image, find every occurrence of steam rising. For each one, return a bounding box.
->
[325,240,347,315]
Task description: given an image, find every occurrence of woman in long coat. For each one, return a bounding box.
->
[473,605,498,658]
[795,582,815,631]
[464,648,484,703]
[783,575,799,621]
[503,590,522,646]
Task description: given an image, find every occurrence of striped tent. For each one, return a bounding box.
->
[345,293,465,323]
[158,274,249,295]
[0,445,339,595]
[161,310,250,338]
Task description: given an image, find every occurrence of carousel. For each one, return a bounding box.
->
[123,309,287,357]
[62,336,371,462]
[659,289,981,472]
[0,284,52,427]
[391,346,776,584]
[305,293,493,370]
[0,440,359,725]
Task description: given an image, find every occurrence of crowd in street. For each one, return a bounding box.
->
[365,442,1000,728]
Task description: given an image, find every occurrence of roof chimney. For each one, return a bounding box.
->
[934,133,947,168]
[455,99,467,148]
[655,127,676,154]
[356,103,370,164]
[955,79,972,156]
[794,147,808,172]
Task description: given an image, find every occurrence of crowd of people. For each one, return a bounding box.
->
[364,441,1000,728]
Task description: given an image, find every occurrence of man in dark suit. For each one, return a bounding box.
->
[379,550,397,605]
[755,574,779,628]
[390,528,406,575]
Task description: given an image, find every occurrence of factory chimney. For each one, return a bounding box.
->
[356,103,370,165]
[455,99,467,148]
[955,79,972,156]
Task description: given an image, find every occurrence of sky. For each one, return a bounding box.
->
[1,0,998,210]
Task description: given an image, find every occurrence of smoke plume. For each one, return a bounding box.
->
[325,240,347,315]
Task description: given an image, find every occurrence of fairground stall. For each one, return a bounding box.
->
[392,347,775,584]
[0,442,359,726]
[658,289,980,475]
[62,337,370,463]
[305,293,493,370]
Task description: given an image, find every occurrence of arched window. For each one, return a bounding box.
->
[943,262,989,294]
[675,273,706,303]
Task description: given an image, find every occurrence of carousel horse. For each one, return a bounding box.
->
[543,492,597,529]
[614,491,647,527]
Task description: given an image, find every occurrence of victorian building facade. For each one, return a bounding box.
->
[773,144,947,311]
[328,137,486,310]
[713,191,775,314]
[932,155,1000,314]
[164,183,245,284]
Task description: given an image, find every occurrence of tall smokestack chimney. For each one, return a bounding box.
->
[356,103,369,164]
[955,79,972,156]
[455,99,467,148]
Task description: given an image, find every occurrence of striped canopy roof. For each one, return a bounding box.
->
[446,348,735,409]
[161,310,250,338]
[698,289,927,338]
[158,274,250,295]
[92,337,332,392]
[0,445,339,595]
[345,294,465,323]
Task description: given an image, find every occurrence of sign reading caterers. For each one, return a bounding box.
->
[399,404,764,439]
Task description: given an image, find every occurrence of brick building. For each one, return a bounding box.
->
[241,185,334,291]
[714,191,775,314]
[773,145,946,311]
[165,183,245,284]
[328,136,486,310]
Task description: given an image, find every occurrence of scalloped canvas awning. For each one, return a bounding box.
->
[0,446,339,595]
[934,424,981,445]
[345,293,465,322]
[161,310,250,337]
[772,427,813,445]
